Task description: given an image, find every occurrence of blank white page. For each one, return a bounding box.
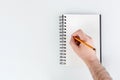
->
[65,14,101,66]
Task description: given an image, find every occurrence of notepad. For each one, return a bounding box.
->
[59,14,102,66]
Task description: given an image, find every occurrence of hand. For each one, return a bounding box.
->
[70,29,98,63]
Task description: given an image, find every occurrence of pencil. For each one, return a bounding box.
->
[73,36,96,51]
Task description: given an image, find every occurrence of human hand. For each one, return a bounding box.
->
[70,29,98,63]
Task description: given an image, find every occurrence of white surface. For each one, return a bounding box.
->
[0,0,119,80]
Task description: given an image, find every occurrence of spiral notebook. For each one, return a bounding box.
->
[59,14,102,66]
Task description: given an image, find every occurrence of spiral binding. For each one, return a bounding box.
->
[59,15,66,65]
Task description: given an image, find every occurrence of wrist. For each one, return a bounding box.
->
[83,55,100,66]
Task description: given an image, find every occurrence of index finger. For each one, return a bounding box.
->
[72,29,88,41]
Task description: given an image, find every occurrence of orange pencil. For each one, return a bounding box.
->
[73,36,96,51]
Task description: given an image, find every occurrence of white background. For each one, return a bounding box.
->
[0,0,119,80]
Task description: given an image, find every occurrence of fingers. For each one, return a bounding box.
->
[70,29,92,48]
[85,34,92,40]
[70,35,78,48]
[70,29,85,49]
[72,29,89,42]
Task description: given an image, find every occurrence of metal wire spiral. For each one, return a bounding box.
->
[59,15,66,65]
